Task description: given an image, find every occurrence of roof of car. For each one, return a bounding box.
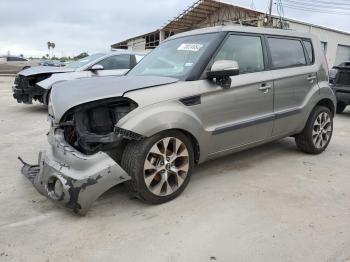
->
[335,62,350,68]
[0,55,26,58]
[107,50,148,56]
[166,25,317,41]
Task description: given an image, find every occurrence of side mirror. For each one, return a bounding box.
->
[207,60,239,89]
[207,60,239,78]
[90,64,104,71]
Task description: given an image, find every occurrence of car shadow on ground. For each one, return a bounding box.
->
[89,137,300,216]
[12,104,48,115]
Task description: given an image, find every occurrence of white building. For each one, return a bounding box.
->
[111,0,350,67]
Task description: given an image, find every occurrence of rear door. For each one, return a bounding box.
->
[199,33,274,154]
[266,37,317,136]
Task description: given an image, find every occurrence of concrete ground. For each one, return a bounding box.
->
[0,75,349,262]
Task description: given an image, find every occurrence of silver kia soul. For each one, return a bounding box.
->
[22,26,336,214]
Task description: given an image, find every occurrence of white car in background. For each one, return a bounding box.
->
[12,51,146,105]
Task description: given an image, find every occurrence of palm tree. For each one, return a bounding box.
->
[51,42,56,58]
[47,42,52,58]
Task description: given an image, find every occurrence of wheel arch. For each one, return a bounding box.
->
[43,89,51,106]
[315,98,336,117]
[297,97,336,135]
[117,104,209,163]
[172,128,200,164]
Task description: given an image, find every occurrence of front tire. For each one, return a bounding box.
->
[295,106,333,154]
[121,130,194,204]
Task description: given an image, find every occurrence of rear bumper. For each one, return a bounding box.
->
[21,130,130,215]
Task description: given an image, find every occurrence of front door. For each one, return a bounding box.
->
[198,34,274,155]
[93,54,132,77]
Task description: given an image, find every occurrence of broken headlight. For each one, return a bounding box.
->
[60,97,138,154]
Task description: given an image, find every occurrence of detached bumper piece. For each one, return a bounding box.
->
[20,135,130,215]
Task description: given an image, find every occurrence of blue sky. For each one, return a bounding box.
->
[0,0,349,57]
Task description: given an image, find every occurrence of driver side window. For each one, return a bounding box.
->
[97,55,131,70]
[214,34,265,74]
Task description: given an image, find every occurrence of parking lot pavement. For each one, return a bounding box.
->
[0,75,350,262]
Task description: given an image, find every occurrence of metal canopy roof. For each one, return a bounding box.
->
[111,0,262,49]
[163,0,261,33]
[111,0,350,49]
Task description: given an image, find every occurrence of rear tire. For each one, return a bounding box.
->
[295,106,333,154]
[336,102,346,114]
[121,130,194,204]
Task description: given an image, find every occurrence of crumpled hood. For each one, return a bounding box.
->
[19,66,76,76]
[51,75,179,122]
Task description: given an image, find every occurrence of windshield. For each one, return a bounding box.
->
[65,53,106,69]
[128,33,218,79]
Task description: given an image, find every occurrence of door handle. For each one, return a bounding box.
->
[307,75,317,81]
[258,83,272,93]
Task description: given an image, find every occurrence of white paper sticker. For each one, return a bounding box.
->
[177,43,203,52]
[185,62,194,67]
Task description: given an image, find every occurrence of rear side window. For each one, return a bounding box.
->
[303,40,314,63]
[214,34,265,74]
[268,38,306,68]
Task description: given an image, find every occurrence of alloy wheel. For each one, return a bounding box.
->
[143,137,189,196]
[312,112,332,149]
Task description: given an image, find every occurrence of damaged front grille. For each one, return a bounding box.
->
[14,75,29,89]
[13,73,53,104]
[60,97,141,155]
[14,75,20,85]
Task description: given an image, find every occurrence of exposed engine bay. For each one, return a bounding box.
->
[58,97,143,155]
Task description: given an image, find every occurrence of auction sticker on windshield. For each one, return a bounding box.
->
[177,43,203,52]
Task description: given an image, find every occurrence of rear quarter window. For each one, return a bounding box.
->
[268,38,307,69]
[303,40,314,64]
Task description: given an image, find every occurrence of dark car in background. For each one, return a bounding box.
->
[329,61,350,113]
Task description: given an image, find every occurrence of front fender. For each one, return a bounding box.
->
[117,101,210,162]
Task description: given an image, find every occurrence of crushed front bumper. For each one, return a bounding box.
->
[12,75,45,104]
[21,131,130,215]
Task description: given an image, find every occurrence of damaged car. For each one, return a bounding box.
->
[21,26,336,215]
[12,51,146,105]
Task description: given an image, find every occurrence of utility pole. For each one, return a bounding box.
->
[268,0,273,26]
